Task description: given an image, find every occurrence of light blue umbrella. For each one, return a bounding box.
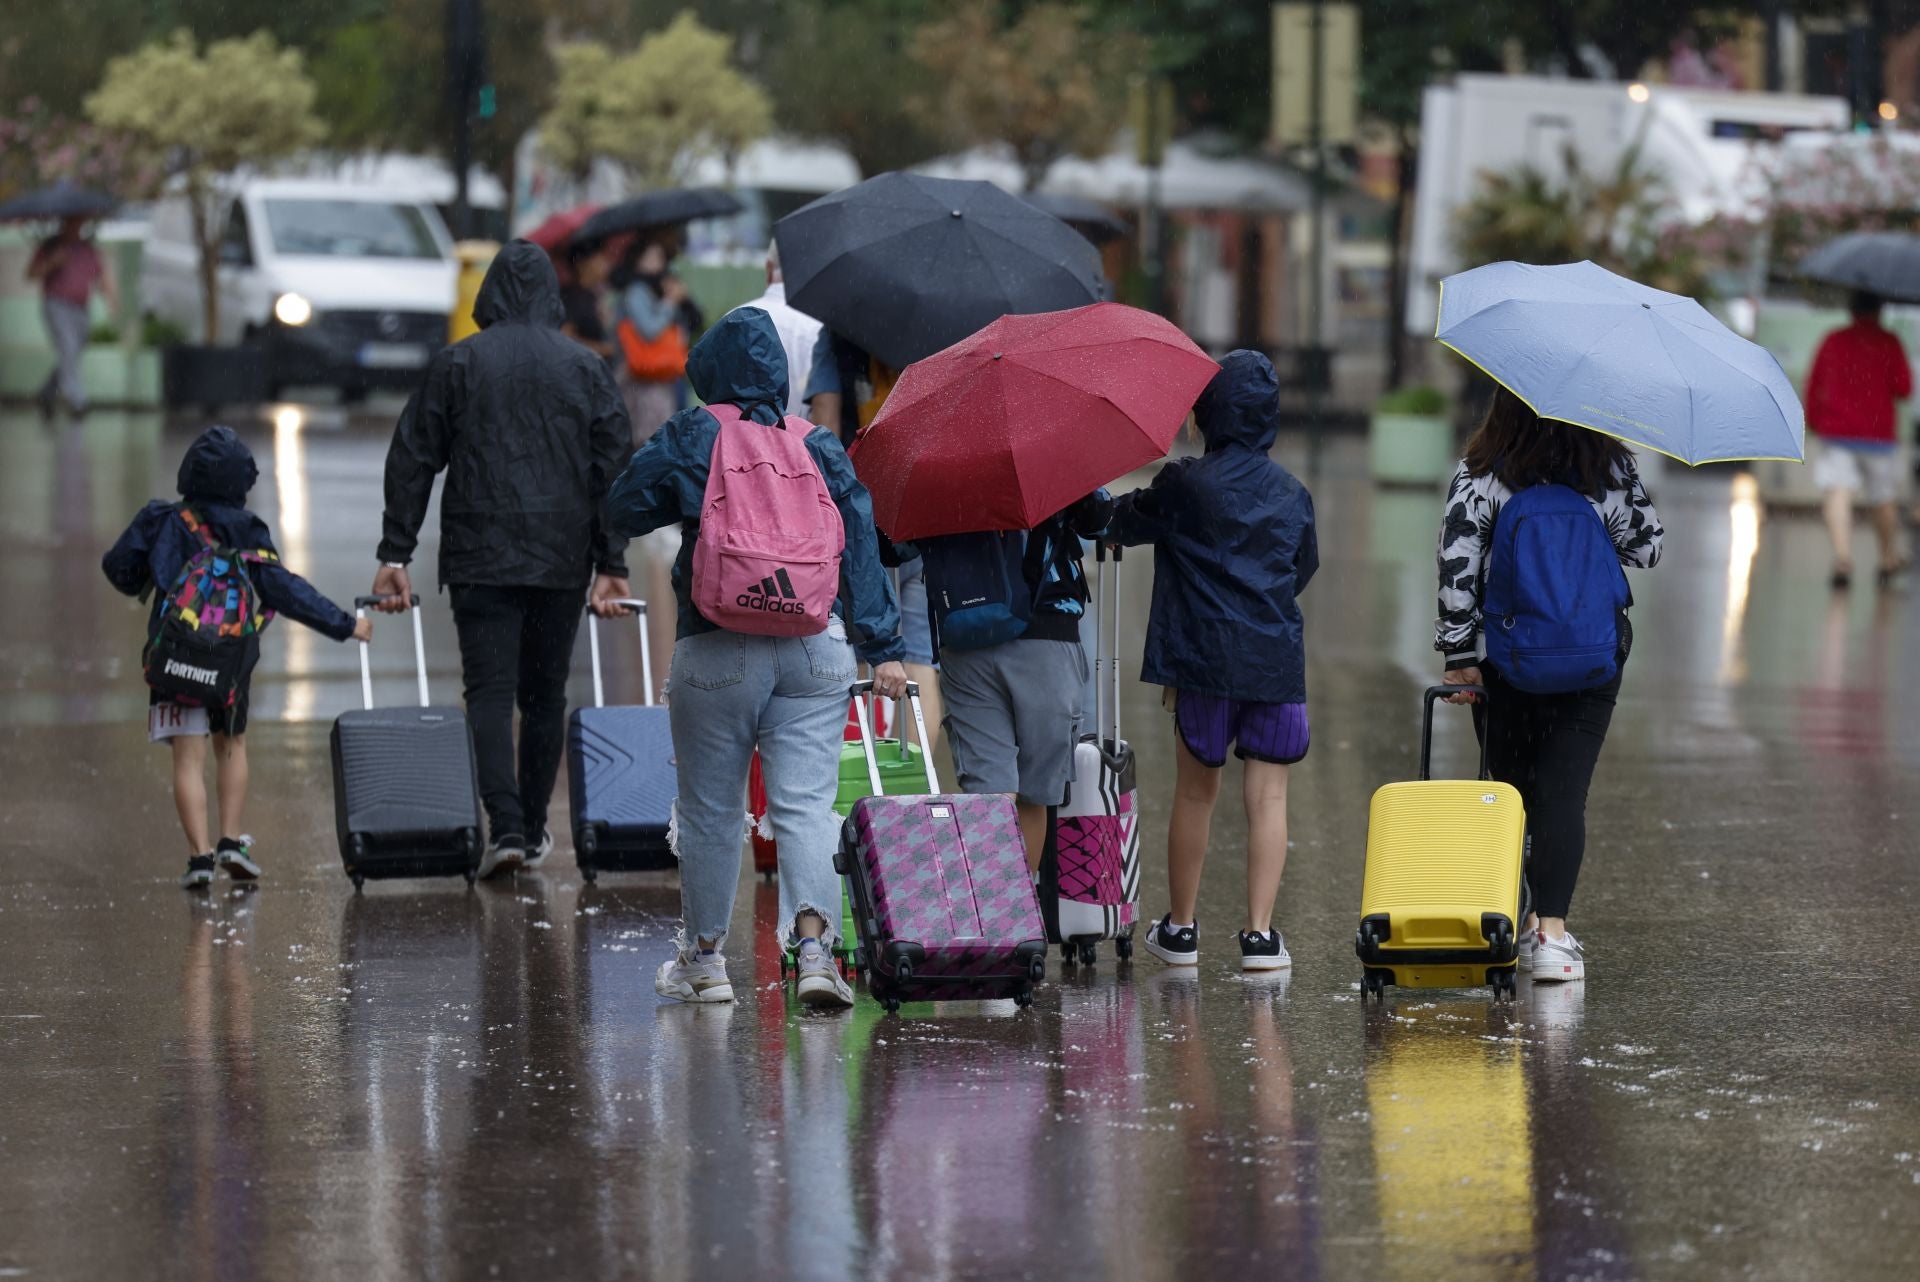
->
[1436,260,1804,465]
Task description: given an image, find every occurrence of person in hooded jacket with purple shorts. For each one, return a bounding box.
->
[1108,350,1317,972]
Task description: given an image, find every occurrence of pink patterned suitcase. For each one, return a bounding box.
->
[834,682,1049,1012]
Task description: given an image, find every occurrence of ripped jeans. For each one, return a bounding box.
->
[667,625,855,954]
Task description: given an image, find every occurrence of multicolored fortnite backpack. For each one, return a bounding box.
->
[143,509,275,708]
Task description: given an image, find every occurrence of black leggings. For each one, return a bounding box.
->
[1473,664,1621,920]
[450,584,584,842]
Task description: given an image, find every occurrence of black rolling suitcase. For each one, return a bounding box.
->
[331,595,484,889]
[567,598,676,882]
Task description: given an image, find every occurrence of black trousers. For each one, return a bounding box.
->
[450,585,583,843]
[1474,664,1622,920]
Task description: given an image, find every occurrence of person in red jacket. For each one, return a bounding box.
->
[1805,291,1912,588]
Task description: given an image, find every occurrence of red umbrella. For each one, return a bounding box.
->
[522,204,601,252]
[853,303,1219,541]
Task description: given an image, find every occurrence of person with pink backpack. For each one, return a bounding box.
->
[606,308,908,1010]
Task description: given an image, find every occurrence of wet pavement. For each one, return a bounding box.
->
[2,405,1918,1281]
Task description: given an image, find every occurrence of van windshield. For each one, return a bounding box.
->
[263,200,443,260]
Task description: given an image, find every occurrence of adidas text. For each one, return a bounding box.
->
[164,658,220,686]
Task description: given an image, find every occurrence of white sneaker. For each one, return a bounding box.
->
[1517,926,1539,972]
[1530,930,1585,983]
[794,944,854,1009]
[655,950,734,1003]
[522,831,554,870]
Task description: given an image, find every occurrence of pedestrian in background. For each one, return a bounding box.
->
[604,308,907,1011]
[373,241,632,880]
[103,426,369,889]
[1108,351,1317,974]
[1435,388,1664,985]
[558,239,615,364]
[26,214,116,417]
[1805,290,1912,588]
[612,233,702,446]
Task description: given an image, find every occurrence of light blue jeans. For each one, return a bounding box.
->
[667,625,855,954]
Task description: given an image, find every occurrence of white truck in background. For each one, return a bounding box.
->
[1406,74,1849,334]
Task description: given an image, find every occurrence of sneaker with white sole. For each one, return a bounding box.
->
[1530,930,1585,983]
[1144,914,1199,966]
[655,950,734,1003]
[1239,929,1292,971]
[217,835,261,881]
[794,943,854,1009]
[522,830,554,870]
[1517,926,1539,972]
[477,833,526,880]
[179,853,216,890]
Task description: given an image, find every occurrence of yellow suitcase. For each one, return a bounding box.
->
[1356,686,1526,1001]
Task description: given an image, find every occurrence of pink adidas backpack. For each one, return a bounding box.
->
[691,403,846,636]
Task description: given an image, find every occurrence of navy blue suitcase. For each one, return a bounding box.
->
[568,599,676,881]
[332,596,484,888]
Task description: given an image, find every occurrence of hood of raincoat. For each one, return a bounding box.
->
[176,425,258,505]
[472,239,567,330]
[1195,349,1281,453]
[687,307,788,425]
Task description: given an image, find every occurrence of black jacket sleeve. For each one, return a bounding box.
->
[377,349,459,566]
[586,361,632,577]
[102,501,170,598]
[1107,465,1186,547]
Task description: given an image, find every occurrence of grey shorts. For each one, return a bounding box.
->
[939,638,1088,806]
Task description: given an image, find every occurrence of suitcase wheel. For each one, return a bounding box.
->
[1014,986,1034,1009]
[1076,940,1098,968]
[350,872,365,893]
[1028,955,1046,985]
[895,958,914,984]
[1114,933,1133,962]
[881,995,901,1014]
[580,865,598,885]
[1362,970,1388,1002]
[1061,942,1077,967]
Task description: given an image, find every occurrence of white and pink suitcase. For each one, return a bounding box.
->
[1041,544,1141,965]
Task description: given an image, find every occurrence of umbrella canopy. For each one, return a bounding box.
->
[1022,191,1129,245]
[523,204,601,252]
[573,187,743,244]
[774,173,1106,370]
[854,302,1218,541]
[0,181,117,223]
[1799,232,1920,303]
[1436,260,1804,465]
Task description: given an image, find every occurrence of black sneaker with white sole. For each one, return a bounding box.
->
[522,830,554,870]
[1143,914,1199,966]
[478,833,526,880]
[217,835,261,881]
[179,854,216,890]
[1238,929,1292,971]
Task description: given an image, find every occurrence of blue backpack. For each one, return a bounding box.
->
[922,531,1031,654]
[1483,484,1629,694]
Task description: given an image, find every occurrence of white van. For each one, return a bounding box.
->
[143,177,458,396]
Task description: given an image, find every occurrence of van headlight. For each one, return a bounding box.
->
[273,292,314,327]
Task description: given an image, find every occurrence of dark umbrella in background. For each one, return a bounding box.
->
[1022,191,1129,246]
[1799,231,1920,302]
[572,187,744,244]
[773,173,1106,370]
[0,181,118,222]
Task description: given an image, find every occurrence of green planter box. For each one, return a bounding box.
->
[1368,411,1455,487]
[81,346,130,403]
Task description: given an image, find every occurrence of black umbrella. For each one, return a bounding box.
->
[573,186,744,244]
[1800,231,1920,303]
[773,173,1105,370]
[0,180,117,223]
[1022,191,1129,245]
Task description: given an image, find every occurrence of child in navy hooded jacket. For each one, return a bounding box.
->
[103,425,368,888]
[1108,350,1317,973]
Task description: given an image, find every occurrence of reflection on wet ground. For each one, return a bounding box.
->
[2,410,1917,1279]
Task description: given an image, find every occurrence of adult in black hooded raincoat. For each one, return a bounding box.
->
[1107,350,1318,973]
[373,240,633,878]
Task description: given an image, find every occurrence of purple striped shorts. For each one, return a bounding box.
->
[1174,692,1310,767]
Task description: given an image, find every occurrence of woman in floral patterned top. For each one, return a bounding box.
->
[1434,388,1664,984]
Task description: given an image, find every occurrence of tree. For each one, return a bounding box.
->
[87,31,325,343]
[765,0,946,177]
[539,14,773,188]
[909,1,1147,191]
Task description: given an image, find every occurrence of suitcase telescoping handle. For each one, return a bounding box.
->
[1419,684,1490,781]
[585,598,653,709]
[849,679,940,797]
[1092,542,1124,748]
[351,594,429,711]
